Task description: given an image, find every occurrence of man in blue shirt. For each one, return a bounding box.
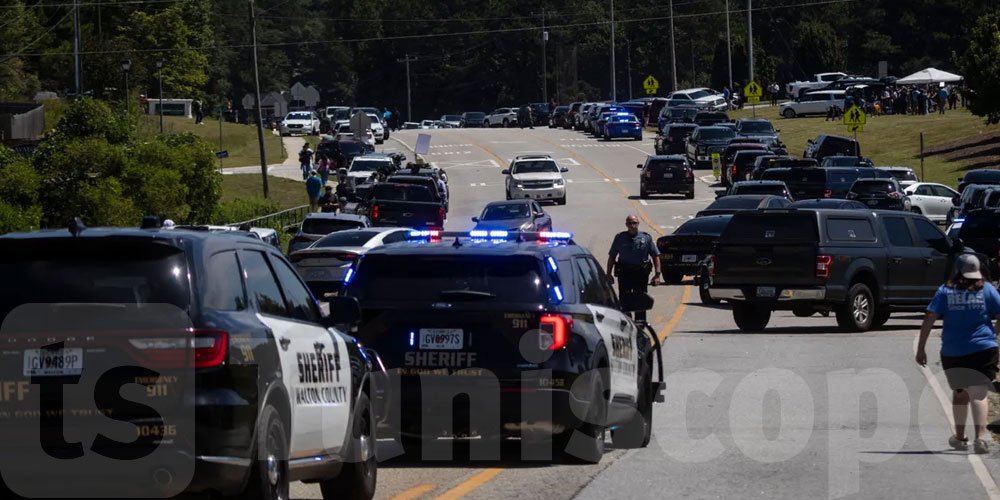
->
[606,215,661,321]
[306,170,323,212]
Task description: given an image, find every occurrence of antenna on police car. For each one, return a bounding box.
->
[68,217,85,237]
[452,236,462,248]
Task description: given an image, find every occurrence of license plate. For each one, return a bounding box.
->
[306,268,329,279]
[664,173,674,178]
[756,287,776,298]
[24,348,83,377]
[682,254,698,263]
[419,329,464,350]
[867,200,878,206]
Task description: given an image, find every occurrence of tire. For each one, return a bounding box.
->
[836,282,875,332]
[782,108,796,118]
[612,369,652,449]
[663,271,684,285]
[557,194,567,206]
[872,308,891,329]
[639,186,648,198]
[685,191,695,200]
[503,119,509,127]
[243,405,289,500]
[732,303,771,332]
[792,307,815,317]
[911,207,922,215]
[698,277,719,305]
[557,365,607,464]
[319,393,376,500]
[635,135,642,141]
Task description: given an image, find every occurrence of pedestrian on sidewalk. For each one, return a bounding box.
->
[316,152,331,186]
[306,170,322,212]
[298,143,314,181]
[916,254,1000,455]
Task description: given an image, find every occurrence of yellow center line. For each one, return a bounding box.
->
[388,484,437,500]
[431,468,504,500]
[658,285,691,342]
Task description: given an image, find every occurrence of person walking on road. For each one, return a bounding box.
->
[606,215,661,322]
[298,143,314,181]
[306,170,322,212]
[916,254,1000,455]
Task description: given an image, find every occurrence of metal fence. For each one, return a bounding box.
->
[226,204,310,231]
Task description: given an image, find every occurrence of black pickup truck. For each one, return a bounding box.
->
[357,182,445,229]
[956,209,1000,279]
[709,209,967,332]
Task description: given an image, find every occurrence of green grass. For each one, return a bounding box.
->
[221,174,308,210]
[727,105,999,188]
[139,115,286,167]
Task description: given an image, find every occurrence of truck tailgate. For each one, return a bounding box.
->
[713,242,821,286]
[372,199,442,228]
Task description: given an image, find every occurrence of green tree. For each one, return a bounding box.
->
[956,11,1000,125]
[0,146,42,233]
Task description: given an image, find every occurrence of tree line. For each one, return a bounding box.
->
[1,0,998,121]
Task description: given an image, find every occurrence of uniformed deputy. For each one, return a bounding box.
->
[607,215,661,321]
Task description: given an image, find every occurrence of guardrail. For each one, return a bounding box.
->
[227,204,310,231]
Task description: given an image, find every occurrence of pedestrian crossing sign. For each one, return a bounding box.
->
[744,81,763,98]
[643,76,659,95]
[843,105,866,126]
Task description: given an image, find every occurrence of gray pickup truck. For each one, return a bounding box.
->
[709,208,968,332]
[355,182,445,229]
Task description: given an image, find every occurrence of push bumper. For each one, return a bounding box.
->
[709,286,827,301]
[509,186,566,201]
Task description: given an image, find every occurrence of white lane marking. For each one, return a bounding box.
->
[640,199,648,206]
[621,143,652,156]
[470,183,476,187]
[479,183,486,186]
[489,141,526,144]
[604,178,610,182]
[567,179,574,183]
[560,158,581,166]
[912,333,1000,499]
[614,178,621,182]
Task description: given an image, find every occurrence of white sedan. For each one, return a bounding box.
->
[279,111,320,136]
[904,182,959,222]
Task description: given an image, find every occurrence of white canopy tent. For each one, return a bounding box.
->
[895,67,963,84]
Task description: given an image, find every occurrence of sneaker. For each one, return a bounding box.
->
[950,435,969,450]
[974,439,990,455]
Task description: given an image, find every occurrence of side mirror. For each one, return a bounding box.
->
[775,129,781,133]
[325,296,361,327]
[954,238,966,251]
[502,169,511,175]
[952,197,960,206]
[560,167,569,173]
[958,177,964,182]
[471,216,479,222]
[637,163,644,169]
[620,292,654,313]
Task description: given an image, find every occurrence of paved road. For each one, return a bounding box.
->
[286,126,1000,500]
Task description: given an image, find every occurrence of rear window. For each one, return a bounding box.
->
[722,214,819,242]
[465,112,486,119]
[666,126,696,138]
[959,213,1000,239]
[826,170,863,191]
[965,170,1000,183]
[372,184,433,202]
[707,197,766,210]
[347,255,546,303]
[314,230,382,248]
[826,218,876,242]
[647,159,687,173]
[772,159,819,169]
[694,128,736,141]
[302,218,366,235]
[783,169,827,184]
[0,242,190,318]
[739,121,775,133]
[733,184,786,196]
[674,216,731,235]
[886,170,917,181]
[852,181,897,194]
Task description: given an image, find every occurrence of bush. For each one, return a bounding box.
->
[0,145,41,233]
[210,196,281,225]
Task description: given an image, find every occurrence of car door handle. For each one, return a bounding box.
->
[595,312,605,322]
[924,257,934,265]
[279,336,291,350]
[890,257,903,264]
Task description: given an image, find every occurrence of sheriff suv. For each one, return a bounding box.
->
[342,230,664,463]
[0,221,377,500]
[708,209,971,333]
[503,154,569,205]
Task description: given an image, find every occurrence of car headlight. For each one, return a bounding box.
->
[516,184,524,189]
[519,221,534,231]
[553,178,564,186]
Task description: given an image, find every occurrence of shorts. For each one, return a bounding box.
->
[941,347,999,391]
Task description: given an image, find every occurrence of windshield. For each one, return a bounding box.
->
[313,230,382,248]
[674,216,731,235]
[372,184,433,202]
[286,112,311,120]
[695,128,737,141]
[740,121,775,133]
[688,90,711,99]
[481,203,531,220]
[465,112,486,119]
[852,181,897,194]
[444,115,462,121]
[347,255,546,303]
[887,170,918,181]
[350,160,384,172]
[822,157,861,167]
[512,161,559,174]
[301,218,366,235]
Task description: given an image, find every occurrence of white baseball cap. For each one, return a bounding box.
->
[957,253,982,280]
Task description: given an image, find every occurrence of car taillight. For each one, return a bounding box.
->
[128,329,228,368]
[686,168,694,178]
[816,255,832,278]
[825,190,833,198]
[732,164,737,177]
[709,255,716,277]
[666,136,673,142]
[439,207,445,222]
[888,192,902,199]
[644,170,651,178]
[539,314,572,351]
[372,203,379,220]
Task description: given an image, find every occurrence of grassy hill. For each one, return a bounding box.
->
[138,115,286,167]
[728,105,998,188]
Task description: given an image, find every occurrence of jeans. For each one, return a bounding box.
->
[301,162,310,180]
[320,170,329,186]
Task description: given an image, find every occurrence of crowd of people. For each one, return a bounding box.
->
[296,142,354,213]
[828,83,968,120]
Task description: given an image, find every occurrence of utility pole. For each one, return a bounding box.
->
[397,54,417,122]
[669,0,677,92]
[747,0,754,83]
[726,0,733,92]
[691,43,695,87]
[542,11,548,104]
[249,0,269,198]
[609,0,616,101]
[626,37,632,100]
[72,0,81,96]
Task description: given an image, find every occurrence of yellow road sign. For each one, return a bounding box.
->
[643,75,659,95]
[711,153,721,179]
[843,105,866,126]
[744,81,763,98]
[747,96,760,104]
[847,124,864,133]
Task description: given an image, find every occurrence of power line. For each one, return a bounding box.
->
[0,1,43,31]
[0,8,72,64]
[0,0,858,58]
[0,0,182,8]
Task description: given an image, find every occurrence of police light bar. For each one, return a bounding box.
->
[406,231,575,242]
[407,229,441,239]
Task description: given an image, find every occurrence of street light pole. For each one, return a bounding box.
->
[249,0,268,198]
[726,0,733,92]
[747,0,754,83]
[542,11,548,104]
[609,0,616,101]
[397,54,417,122]
[121,59,131,116]
[72,0,81,96]
[156,59,163,134]
[626,37,632,100]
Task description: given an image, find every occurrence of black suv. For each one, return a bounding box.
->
[762,166,890,200]
[656,215,733,304]
[0,222,376,499]
[956,209,1000,279]
[847,178,909,210]
[709,209,966,332]
[803,134,860,161]
[947,184,996,225]
[638,155,694,199]
[654,123,697,155]
[958,169,1000,193]
[342,231,664,462]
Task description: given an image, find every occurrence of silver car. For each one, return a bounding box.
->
[290,227,411,298]
[503,154,569,205]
